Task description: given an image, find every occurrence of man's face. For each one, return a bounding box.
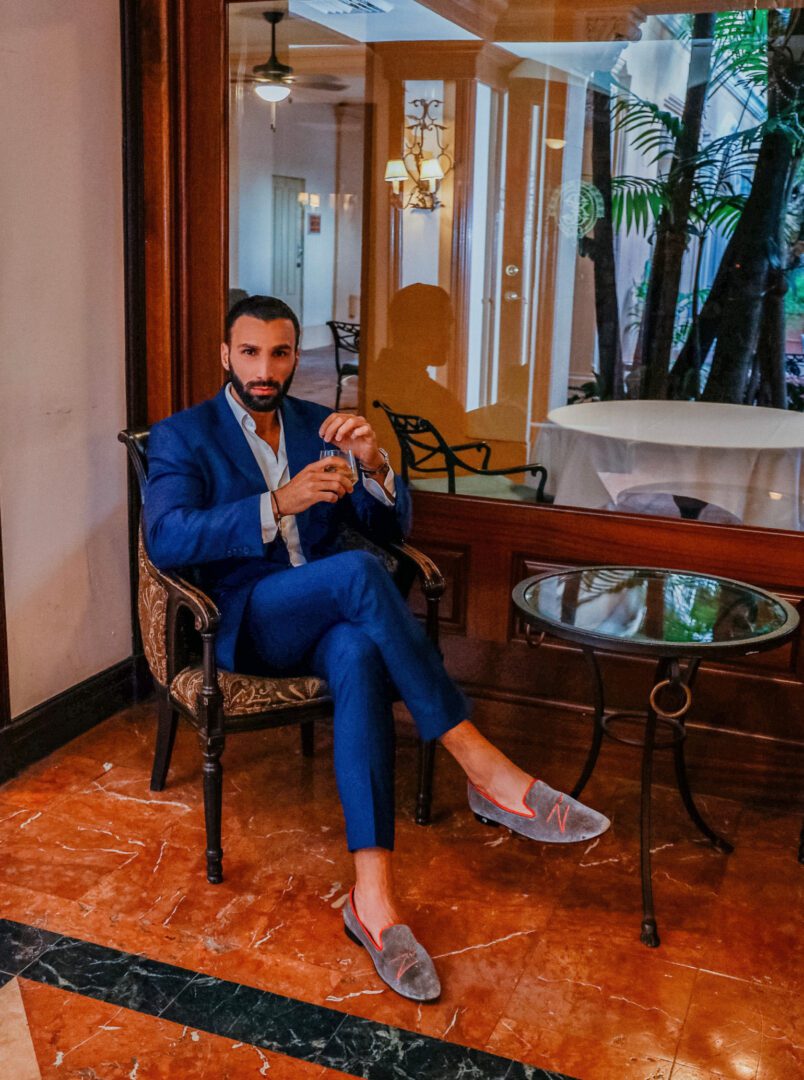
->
[221,315,299,413]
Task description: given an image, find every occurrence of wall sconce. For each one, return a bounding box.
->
[384,159,407,196]
[383,98,454,211]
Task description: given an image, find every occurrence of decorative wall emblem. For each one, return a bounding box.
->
[548,180,605,239]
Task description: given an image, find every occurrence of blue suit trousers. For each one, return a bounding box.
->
[243,549,470,851]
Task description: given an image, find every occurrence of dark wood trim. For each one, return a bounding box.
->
[139,0,180,422]
[121,0,150,659]
[2,657,149,780]
[178,0,228,407]
[410,492,804,806]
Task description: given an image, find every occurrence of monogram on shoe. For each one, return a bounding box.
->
[343,890,441,1003]
[468,779,610,844]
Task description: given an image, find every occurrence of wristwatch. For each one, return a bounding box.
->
[359,448,391,476]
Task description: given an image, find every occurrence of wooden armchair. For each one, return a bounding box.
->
[374,399,549,501]
[326,320,359,410]
[119,428,443,884]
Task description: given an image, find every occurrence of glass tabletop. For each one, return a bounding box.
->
[513,567,798,655]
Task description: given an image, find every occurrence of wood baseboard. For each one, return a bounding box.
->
[2,655,150,778]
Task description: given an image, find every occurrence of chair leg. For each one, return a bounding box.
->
[150,691,178,792]
[203,735,225,884]
[335,376,342,411]
[416,738,436,825]
[300,720,315,757]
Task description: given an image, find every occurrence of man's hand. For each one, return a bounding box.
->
[274,458,354,516]
[319,413,385,471]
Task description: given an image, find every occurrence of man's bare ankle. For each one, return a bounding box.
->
[353,886,401,941]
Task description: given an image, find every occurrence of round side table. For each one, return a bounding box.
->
[512,566,799,947]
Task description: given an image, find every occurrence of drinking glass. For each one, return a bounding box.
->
[320,447,358,483]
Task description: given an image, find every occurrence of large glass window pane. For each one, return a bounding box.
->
[228,3,804,531]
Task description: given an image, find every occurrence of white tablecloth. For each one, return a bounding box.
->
[535,401,804,531]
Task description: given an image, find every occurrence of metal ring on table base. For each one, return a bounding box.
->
[649,678,692,720]
[600,710,687,750]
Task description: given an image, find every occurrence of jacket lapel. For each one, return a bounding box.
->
[208,386,266,491]
[281,396,319,479]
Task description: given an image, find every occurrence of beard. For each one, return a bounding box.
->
[227,361,297,412]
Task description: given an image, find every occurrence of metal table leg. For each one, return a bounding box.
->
[571,648,606,799]
[673,735,734,853]
[640,673,661,948]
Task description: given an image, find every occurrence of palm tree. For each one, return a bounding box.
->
[607,8,804,406]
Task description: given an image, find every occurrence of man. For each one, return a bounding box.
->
[144,294,609,1002]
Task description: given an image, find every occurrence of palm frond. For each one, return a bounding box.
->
[611,175,669,234]
[709,9,768,98]
[613,91,682,167]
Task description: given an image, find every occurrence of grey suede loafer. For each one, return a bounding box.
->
[468,779,611,843]
[343,890,441,1002]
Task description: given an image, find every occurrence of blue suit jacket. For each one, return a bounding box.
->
[144,388,412,671]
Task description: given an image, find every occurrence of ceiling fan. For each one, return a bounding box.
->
[233,7,349,103]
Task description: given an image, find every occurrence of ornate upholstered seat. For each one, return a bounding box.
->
[121,428,444,884]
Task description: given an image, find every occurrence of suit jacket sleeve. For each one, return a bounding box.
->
[144,419,266,569]
[346,470,412,544]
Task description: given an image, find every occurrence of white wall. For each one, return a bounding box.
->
[0,1,129,715]
[232,95,339,347]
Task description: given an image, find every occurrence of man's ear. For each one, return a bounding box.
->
[221,342,230,370]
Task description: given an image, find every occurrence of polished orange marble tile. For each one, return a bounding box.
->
[1,700,801,1080]
[674,971,803,1080]
[486,924,697,1065]
[486,1016,678,1080]
[0,806,141,901]
[320,897,551,1047]
[18,979,355,1079]
[0,754,112,812]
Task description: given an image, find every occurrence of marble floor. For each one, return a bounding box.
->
[0,697,801,1079]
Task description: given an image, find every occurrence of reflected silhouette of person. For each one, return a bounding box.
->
[374,284,468,446]
[374,283,529,455]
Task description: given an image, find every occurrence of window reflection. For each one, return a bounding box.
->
[524,568,789,644]
[228,3,804,530]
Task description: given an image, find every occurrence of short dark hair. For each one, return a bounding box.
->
[225,294,301,348]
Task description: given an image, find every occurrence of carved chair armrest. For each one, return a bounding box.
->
[390,541,445,649]
[147,561,221,686]
[389,542,445,599]
[160,569,220,634]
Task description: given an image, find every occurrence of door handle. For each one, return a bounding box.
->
[504,290,521,302]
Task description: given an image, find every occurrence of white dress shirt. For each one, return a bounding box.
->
[225,384,395,567]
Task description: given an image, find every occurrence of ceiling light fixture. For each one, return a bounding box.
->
[255,83,291,102]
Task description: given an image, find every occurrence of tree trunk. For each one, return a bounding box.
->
[589,75,623,399]
[691,9,803,403]
[702,130,795,402]
[755,261,789,408]
[668,227,740,396]
[640,13,716,399]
